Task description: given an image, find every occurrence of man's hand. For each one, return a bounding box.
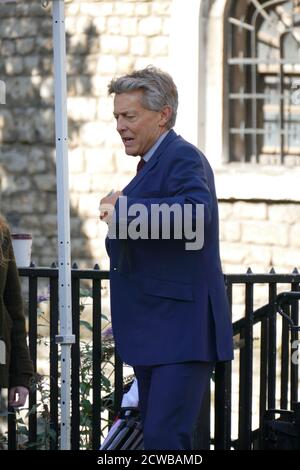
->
[99,191,123,224]
[8,386,29,408]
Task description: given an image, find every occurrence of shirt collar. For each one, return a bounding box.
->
[142,130,170,163]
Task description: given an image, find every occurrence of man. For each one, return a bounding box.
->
[100,66,233,450]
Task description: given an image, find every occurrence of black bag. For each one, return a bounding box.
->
[262,406,300,450]
[100,408,143,450]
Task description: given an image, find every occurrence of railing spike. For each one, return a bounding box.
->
[30,261,35,267]
[51,262,57,268]
[72,262,78,269]
[246,267,253,274]
[94,263,100,270]
[292,267,299,274]
[269,267,276,274]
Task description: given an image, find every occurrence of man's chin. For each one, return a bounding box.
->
[124,148,138,156]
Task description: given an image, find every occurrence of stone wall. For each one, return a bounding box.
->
[0,0,299,279]
[0,0,171,268]
[219,201,300,274]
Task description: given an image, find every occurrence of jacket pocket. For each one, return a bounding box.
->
[141,277,194,302]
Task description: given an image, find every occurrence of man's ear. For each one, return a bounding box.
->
[159,105,172,127]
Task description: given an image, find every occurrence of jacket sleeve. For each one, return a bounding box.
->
[3,229,34,389]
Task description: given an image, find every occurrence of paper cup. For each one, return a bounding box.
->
[11,233,32,267]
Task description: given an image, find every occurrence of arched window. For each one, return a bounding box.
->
[226,0,300,164]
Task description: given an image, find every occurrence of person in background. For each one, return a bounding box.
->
[0,216,34,408]
[100,66,233,450]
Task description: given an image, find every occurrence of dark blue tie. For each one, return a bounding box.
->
[136,158,146,173]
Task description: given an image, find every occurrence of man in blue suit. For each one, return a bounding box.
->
[100,67,233,450]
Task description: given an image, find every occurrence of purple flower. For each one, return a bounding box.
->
[102,326,114,341]
[37,294,49,303]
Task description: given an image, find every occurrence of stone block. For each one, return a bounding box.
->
[9,192,47,213]
[121,18,138,36]
[39,18,53,36]
[0,109,17,142]
[67,97,97,121]
[97,55,118,74]
[162,18,171,35]
[0,4,16,17]
[114,2,135,16]
[220,220,241,242]
[75,17,94,35]
[5,57,24,75]
[66,55,83,75]
[68,148,85,174]
[28,147,47,174]
[84,148,114,174]
[138,18,163,36]
[152,1,171,15]
[0,18,38,39]
[116,56,135,74]
[1,145,28,172]
[40,77,54,103]
[135,3,150,16]
[107,17,121,35]
[130,36,148,56]
[218,202,233,220]
[23,56,39,75]
[97,97,113,122]
[149,36,169,56]
[289,223,300,248]
[272,247,300,270]
[220,242,248,263]
[80,122,107,147]
[16,110,37,143]
[78,194,101,217]
[16,37,35,55]
[66,2,80,16]
[5,77,37,104]
[1,39,16,56]
[244,245,272,266]
[92,17,107,35]
[41,215,58,236]
[91,75,111,97]
[80,2,113,16]
[100,35,129,54]
[268,204,300,224]
[241,221,289,246]
[68,76,93,97]
[34,109,55,144]
[34,174,56,192]
[69,174,91,193]
[232,202,267,220]
[68,34,89,55]
[16,2,47,17]
[82,218,101,239]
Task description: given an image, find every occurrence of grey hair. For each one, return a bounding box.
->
[108,66,178,129]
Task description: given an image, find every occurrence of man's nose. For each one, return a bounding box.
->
[116,117,127,132]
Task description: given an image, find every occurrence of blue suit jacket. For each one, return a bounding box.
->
[106,130,233,366]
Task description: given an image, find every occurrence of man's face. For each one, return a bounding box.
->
[113,90,168,157]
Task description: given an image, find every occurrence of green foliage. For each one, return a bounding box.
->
[1,288,115,450]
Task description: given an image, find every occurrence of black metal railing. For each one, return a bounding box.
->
[222,270,300,450]
[4,267,300,450]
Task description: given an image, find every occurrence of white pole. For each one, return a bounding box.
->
[52,0,75,450]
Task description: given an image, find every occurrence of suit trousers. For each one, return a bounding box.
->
[134,361,214,450]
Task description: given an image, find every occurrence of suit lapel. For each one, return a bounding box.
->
[122,129,178,195]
